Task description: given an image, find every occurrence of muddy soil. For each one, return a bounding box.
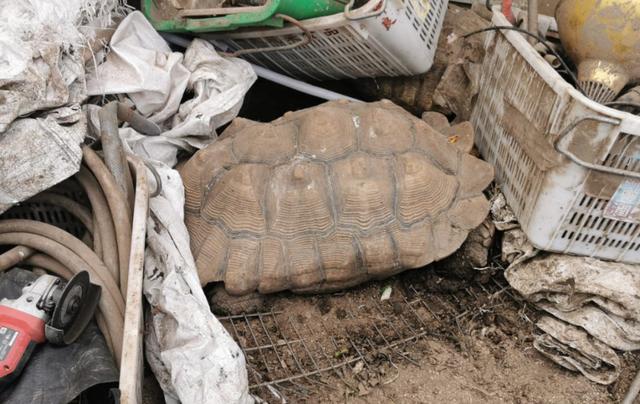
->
[216,264,635,403]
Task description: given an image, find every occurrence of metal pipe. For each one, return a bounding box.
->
[100,101,160,215]
[115,102,161,136]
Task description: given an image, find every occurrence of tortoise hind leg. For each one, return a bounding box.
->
[207,283,266,316]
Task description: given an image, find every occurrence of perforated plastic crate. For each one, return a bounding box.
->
[470,11,640,263]
[205,0,448,80]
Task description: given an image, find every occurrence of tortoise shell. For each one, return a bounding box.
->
[180,100,493,295]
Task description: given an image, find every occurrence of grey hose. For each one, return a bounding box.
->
[82,146,132,295]
[23,254,75,284]
[92,216,103,258]
[0,232,124,365]
[77,168,120,285]
[0,246,35,271]
[99,102,134,213]
[0,221,125,315]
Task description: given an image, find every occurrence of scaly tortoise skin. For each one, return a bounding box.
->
[180,100,494,295]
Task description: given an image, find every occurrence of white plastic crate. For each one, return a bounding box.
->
[204,0,448,80]
[470,11,640,263]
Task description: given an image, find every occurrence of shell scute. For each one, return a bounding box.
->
[396,152,458,224]
[267,160,334,238]
[358,106,414,155]
[331,153,395,231]
[298,106,357,160]
[201,164,269,235]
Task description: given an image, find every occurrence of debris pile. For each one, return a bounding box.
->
[2,0,640,403]
[0,0,125,212]
[507,255,640,384]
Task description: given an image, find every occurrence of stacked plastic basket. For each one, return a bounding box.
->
[471,11,640,263]
[146,0,449,80]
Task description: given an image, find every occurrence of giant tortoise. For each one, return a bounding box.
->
[180,100,493,296]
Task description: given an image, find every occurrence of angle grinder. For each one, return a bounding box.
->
[0,271,101,390]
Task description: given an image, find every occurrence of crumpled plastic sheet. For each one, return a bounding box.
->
[0,0,123,132]
[489,191,537,265]
[86,11,256,167]
[0,0,123,212]
[141,163,252,404]
[492,191,629,384]
[0,110,86,213]
[86,11,189,123]
[0,43,86,133]
[506,254,640,351]
[534,316,620,385]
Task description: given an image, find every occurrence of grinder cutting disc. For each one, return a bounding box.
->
[45,271,101,345]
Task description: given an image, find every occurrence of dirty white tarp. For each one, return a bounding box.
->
[506,254,640,384]
[534,315,620,385]
[0,0,124,213]
[0,111,86,212]
[489,191,537,265]
[0,0,123,131]
[506,255,640,351]
[85,11,256,403]
[492,190,631,384]
[142,164,251,404]
[86,11,256,166]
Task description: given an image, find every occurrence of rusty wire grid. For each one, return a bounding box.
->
[217,274,533,403]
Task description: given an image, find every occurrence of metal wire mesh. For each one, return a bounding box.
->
[218,275,528,402]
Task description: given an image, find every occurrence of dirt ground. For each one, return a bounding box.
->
[212,263,636,403]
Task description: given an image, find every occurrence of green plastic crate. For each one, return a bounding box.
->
[143,0,348,33]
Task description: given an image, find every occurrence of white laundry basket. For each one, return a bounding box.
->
[205,0,448,81]
[470,11,640,263]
